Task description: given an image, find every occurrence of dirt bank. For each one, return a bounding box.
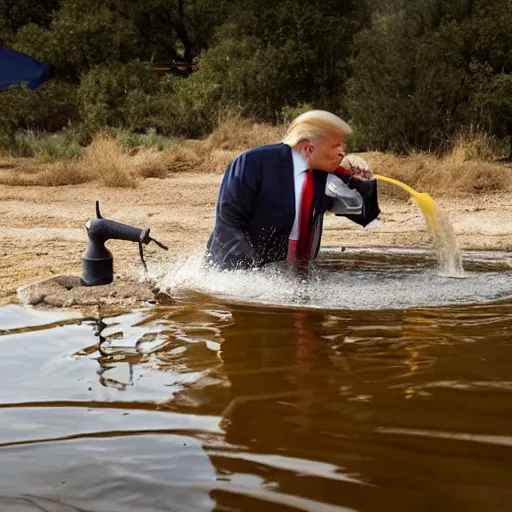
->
[1,171,511,306]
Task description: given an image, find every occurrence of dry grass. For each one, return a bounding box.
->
[158,144,203,173]
[153,114,285,174]
[133,150,169,178]
[0,119,510,197]
[365,147,512,199]
[134,115,286,176]
[203,113,284,152]
[191,115,285,174]
[37,161,91,186]
[368,127,512,199]
[0,133,138,187]
[0,160,90,186]
[450,127,510,162]
[199,148,240,174]
[82,133,137,187]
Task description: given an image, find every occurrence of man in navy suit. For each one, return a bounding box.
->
[206,110,380,270]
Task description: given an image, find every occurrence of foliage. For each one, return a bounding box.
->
[0,0,511,155]
[114,128,177,151]
[0,80,78,149]
[77,61,160,131]
[10,130,83,161]
[347,0,512,153]
[14,1,143,79]
[0,0,59,36]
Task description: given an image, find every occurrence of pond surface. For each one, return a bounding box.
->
[1,249,511,512]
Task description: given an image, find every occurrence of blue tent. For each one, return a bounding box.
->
[0,48,50,92]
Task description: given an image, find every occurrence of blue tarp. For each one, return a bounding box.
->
[0,48,50,92]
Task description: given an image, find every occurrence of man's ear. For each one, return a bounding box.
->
[303,140,314,158]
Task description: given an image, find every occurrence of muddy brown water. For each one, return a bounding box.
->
[0,249,511,512]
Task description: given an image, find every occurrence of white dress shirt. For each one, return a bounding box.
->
[289,149,310,240]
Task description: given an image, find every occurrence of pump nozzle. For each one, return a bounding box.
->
[82,201,168,286]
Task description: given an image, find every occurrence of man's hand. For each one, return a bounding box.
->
[340,155,374,180]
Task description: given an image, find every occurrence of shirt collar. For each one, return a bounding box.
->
[291,149,309,177]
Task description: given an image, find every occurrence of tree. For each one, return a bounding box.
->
[0,0,60,33]
[346,0,512,152]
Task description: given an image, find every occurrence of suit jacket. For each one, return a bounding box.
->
[206,143,380,270]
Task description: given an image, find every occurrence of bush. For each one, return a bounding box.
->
[280,103,315,125]
[77,61,164,133]
[14,5,142,80]
[114,128,178,152]
[471,73,512,145]
[0,80,79,151]
[10,131,84,161]
[81,133,137,188]
[156,72,221,138]
[346,13,426,152]
[346,0,512,154]
[449,127,511,163]
[162,20,350,138]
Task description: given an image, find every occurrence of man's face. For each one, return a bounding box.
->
[304,133,346,172]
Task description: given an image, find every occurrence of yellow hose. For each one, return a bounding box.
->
[374,174,439,236]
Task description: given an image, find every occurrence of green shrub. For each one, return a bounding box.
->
[14,5,142,79]
[77,61,179,135]
[9,131,84,161]
[471,74,512,143]
[346,0,512,154]
[160,33,313,137]
[0,80,79,151]
[280,103,316,125]
[114,129,178,151]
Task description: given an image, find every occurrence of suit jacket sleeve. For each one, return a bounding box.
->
[328,167,381,227]
[208,152,260,269]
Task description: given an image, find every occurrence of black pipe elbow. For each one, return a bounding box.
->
[81,201,164,287]
[87,218,150,245]
[82,219,150,287]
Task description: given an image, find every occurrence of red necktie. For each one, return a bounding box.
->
[288,169,315,263]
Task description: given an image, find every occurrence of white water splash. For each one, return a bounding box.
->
[148,249,512,311]
[432,209,465,278]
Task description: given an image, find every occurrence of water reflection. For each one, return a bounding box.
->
[85,299,512,510]
[0,281,512,510]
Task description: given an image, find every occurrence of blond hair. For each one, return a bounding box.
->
[282,110,352,146]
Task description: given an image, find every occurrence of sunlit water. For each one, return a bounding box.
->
[1,249,511,512]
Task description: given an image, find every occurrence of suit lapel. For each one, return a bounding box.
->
[277,143,296,219]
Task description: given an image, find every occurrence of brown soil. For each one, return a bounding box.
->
[1,168,511,307]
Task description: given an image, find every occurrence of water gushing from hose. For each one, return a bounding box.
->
[374,174,464,277]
